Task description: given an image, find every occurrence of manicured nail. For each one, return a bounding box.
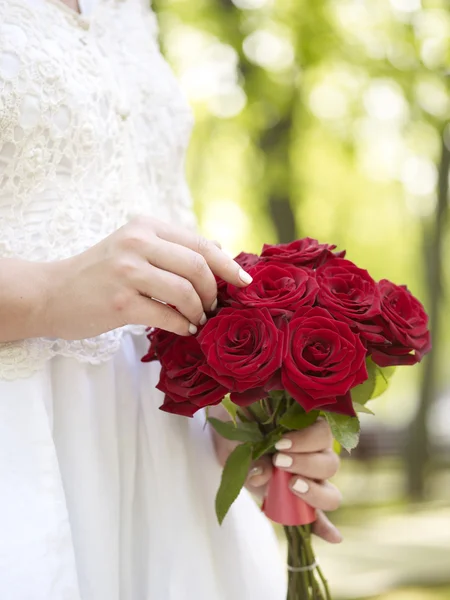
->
[210,298,218,312]
[199,313,207,326]
[274,454,293,468]
[248,466,266,487]
[188,323,198,335]
[238,268,253,284]
[275,438,293,451]
[248,466,264,479]
[293,478,309,494]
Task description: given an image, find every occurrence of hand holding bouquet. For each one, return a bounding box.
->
[143,237,431,600]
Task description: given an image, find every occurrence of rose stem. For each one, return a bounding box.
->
[284,526,309,599]
[299,525,330,600]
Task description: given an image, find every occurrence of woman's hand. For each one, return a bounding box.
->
[39,217,252,340]
[212,415,342,544]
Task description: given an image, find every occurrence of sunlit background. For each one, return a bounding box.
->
[152,0,450,597]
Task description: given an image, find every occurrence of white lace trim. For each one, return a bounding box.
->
[0,326,147,380]
[0,0,195,379]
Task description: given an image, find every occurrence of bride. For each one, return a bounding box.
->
[0,0,342,598]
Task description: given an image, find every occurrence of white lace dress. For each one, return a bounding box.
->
[0,0,286,598]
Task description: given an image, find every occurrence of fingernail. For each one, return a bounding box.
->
[293,478,309,494]
[329,525,343,543]
[274,454,293,468]
[248,466,265,488]
[249,466,264,479]
[199,313,207,326]
[210,298,218,312]
[275,438,293,451]
[188,323,198,335]
[238,268,253,284]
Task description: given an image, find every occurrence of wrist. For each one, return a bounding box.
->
[17,258,66,339]
[0,258,62,341]
[35,259,69,338]
[21,260,59,339]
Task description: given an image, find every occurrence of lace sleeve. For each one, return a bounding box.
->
[0,0,200,380]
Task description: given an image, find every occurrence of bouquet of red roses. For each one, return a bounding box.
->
[143,238,431,600]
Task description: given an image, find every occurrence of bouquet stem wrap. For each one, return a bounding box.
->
[261,468,329,599]
[262,467,316,526]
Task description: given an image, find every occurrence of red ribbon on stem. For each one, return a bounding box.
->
[262,467,316,526]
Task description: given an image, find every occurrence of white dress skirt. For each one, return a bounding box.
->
[0,332,286,599]
[0,0,286,597]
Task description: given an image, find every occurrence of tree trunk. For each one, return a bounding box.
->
[405,125,450,500]
[259,100,299,243]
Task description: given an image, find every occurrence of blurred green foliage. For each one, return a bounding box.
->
[362,587,450,600]
[154,0,447,277]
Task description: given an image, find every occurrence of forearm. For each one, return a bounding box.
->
[0,258,53,342]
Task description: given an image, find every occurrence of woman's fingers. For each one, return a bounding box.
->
[311,510,342,544]
[134,263,206,326]
[150,220,253,289]
[246,456,272,490]
[143,238,219,313]
[274,418,333,454]
[289,477,342,513]
[214,436,272,494]
[272,448,340,480]
[127,295,193,335]
[245,455,342,542]
[121,218,252,315]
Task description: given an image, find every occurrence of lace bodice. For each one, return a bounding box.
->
[0,0,196,379]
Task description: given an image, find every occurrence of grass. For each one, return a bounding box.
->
[354,585,450,600]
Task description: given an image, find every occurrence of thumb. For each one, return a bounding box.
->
[311,510,342,544]
[246,456,272,493]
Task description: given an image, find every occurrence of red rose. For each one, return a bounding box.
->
[234,251,260,270]
[282,307,368,416]
[225,263,318,318]
[370,280,431,367]
[142,328,176,363]
[216,252,261,306]
[316,259,381,340]
[198,307,285,404]
[261,238,345,269]
[157,335,227,417]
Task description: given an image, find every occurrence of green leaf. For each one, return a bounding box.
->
[351,357,396,405]
[221,396,238,425]
[269,390,285,403]
[248,400,270,423]
[216,443,253,525]
[353,402,375,415]
[279,404,320,430]
[268,397,285,425]
[324,412,360,452]
[246,398,286,426]
[251,427,285,460]
[208,417,263,443]
[236,409,251,423]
